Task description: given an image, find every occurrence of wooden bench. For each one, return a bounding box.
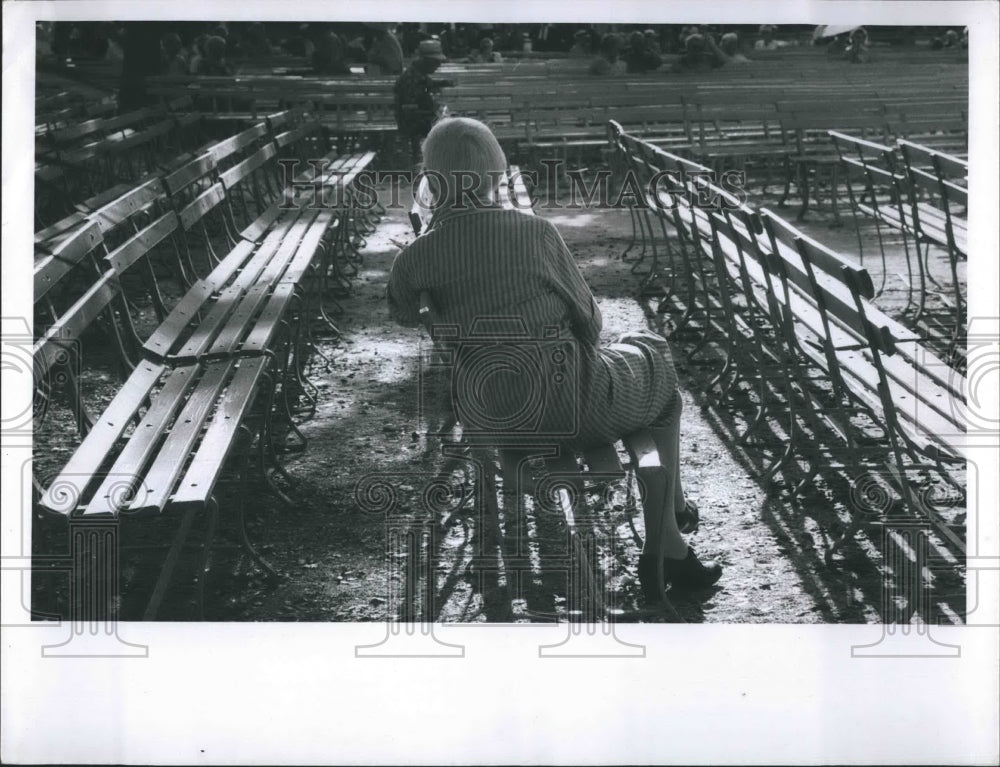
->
[34,117,378,618]
[830,131,966,362]
[613,129,966,557]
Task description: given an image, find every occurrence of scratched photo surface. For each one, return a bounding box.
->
[4,3,998,764]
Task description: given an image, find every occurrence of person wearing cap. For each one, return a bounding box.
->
[393,38,455,161]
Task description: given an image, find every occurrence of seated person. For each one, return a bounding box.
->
[569,29,592,57]
[670,32,725,72]
[367,24,404,75]
[588,32,624,75]
[624,30,663,73]
[718,32,751,64]
[160,32,188,75]
[754,24,789,51]
[467,37,503,63]
[644,28,662,56]
[387,117,724,599]
[311,30,351,75]
[191,35,230,76]
[845,27,870,62]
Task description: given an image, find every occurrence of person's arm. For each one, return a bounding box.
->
[544,223,602,345]
[703,32,727,67]
[386,248,423,327]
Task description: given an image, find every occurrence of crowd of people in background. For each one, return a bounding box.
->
[35,21,970,80]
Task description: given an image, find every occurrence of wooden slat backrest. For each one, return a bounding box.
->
[33,272,120,378]
[204,122,270,167]
[178,182,227,231]
[103,211,180,275]
[48,105,158,146]
[90,177,168,235]
[34,221,103,304]
[898,139,968,183]
[218,143,278,192]
[760,209,878,344]
[163,152,218,198]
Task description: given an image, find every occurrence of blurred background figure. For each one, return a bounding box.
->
[644,28,662,56]
[192,34,231,75]
[755,24,782,50]
[624,30,662,73]
[311,29,351,75]
[160,32,189,75]
[671,31,726,72]
[366,23,404,75]
[569,29,593,57]
[846,27,870,62]
[589,32,624,75]
[718,32,751,64]
[468,37,502,63]
[243,22,274,58]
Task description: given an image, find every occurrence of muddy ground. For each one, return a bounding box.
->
[31,167,967,624]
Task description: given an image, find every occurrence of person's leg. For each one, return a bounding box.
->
[648,392,688,560]
[647,389,722,589]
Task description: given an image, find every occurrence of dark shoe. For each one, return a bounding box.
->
[676,499,700,534]
[663,547,722,590]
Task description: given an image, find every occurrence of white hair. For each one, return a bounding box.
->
[421,117,508,207]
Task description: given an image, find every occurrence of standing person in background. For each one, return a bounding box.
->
[393,39,454,163]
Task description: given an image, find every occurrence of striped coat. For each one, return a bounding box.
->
[387,205,678,447]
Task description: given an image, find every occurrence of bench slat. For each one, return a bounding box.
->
[38,361,165,515]
[129,359,236,514]
[83,364,200,516]
[171,357,270,509]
